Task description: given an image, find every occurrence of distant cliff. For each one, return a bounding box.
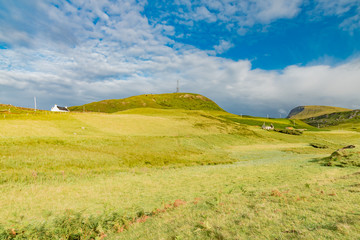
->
[287,105,351,119]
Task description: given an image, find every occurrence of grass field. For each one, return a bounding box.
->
[0,108,359,239]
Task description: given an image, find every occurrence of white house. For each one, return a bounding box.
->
[51,105,69,112]
[262,123,274,130]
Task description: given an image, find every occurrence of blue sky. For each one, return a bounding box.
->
[144,0,360,70]
[0,0,360,117]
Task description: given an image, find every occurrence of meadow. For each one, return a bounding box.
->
[0,108,359,239]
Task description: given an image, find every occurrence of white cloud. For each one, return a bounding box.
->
[2,40,360,116]
[340,14,360,32]
[194,6,217,23]
[313,0,360,32]
[253,0,303,23]
[172,0,303,31]
[212,40,234,54]
[314,0,359,16]
[0,0,360,117]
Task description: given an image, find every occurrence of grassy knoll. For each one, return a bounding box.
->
[69,93,224,113]
[0,108,359,239]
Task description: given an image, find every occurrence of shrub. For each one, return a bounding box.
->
[274,129,303,135]
[310,143,328,149]
[320,149,360,167]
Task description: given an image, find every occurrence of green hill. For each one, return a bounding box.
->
[287,105,351,119]
[69,93,224,113]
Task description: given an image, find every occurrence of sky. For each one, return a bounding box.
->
[0,0,360,117]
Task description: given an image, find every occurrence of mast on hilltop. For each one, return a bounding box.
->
[176,80,180,93]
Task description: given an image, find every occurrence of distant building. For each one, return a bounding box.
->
[262,123,274,130]
[51,105,69,112]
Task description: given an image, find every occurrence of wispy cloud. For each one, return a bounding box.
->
[313,0,360,33]
[212,40,234,54]
[151,0,303,34]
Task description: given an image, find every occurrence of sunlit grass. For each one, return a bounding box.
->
[0,109,359,239]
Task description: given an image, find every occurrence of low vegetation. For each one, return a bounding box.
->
[310,143,329,149]
[319,149,360,167]
[274,128,303,135]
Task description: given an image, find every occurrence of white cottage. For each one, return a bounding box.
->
[262,123,274,130]
[51,105,69,112]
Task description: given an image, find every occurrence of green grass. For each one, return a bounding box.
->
[0,110,258,185]
[2,151,359,239]
[116,157,360,240]
[69,93,224,113]
[0,108,359,239]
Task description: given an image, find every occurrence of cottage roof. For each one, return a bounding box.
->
[57,106,69,111]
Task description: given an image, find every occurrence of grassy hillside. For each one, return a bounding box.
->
[304,109,360,129]
[1,108,359,239]
[287,105,351,119]
[69,93,224,113]
[218,114,320,131]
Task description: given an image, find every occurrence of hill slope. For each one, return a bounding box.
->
[287,105,351,119]
[69,93,224,113]
[303,109,360,128]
